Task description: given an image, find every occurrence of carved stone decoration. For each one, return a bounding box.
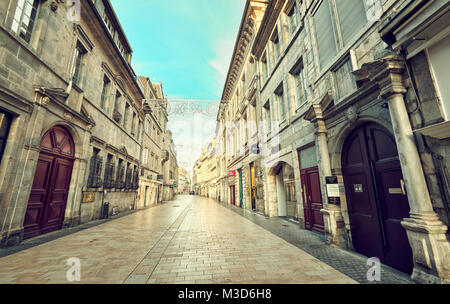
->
[51,1,58,12]
[345,105,359,123]
[63,111,74,121]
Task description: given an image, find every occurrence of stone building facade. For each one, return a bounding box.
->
[0,0,177,247]
[135,77,168,208]
[193,138,219,198]
[177,167,191,194]
[197,0,450,283]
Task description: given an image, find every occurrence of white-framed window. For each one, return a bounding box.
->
[143,148,149,165]
[334,57,357,100]
[263,100,271,133]
[287,2,299,34]
[100,75,111,110]
[261,52,268,82]
[313,0,367,69]
[11,0,39,43]
[274,83,286,122]
[289,59,308,110]
[70,42,87,86]
[271,29,281,62]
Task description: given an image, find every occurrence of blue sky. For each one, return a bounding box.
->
[110,0,246,174]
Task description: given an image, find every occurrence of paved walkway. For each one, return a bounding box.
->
[219,202,413,284]
[0,195,356,284]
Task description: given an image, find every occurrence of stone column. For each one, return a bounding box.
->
[369,56,450,284]
[305,98,347,248]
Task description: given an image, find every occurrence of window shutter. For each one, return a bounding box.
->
[314,0,338,68]
[335,0,367,46]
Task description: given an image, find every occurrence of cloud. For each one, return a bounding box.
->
[209,35,236,90]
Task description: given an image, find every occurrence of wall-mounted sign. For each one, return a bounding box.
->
[82,192,95,203]
[389,188,403,195]
[228,170,236,177]
[354,184,363,193]
[326,176,340,205]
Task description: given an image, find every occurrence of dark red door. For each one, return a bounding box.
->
[342,123,413,274]
[24,126,75,240]
[301,167,325,233]
[230,185,236,206]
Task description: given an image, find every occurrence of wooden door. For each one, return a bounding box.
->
[24,126,74,240]
[250,164,256,210]
[342,123,413,274]
[301,167,325,233]
[230,185,236,206]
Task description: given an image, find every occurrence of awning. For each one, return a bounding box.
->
[414,121,450,139]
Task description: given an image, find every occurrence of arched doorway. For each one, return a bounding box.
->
[270,162,298,219]
[342,122,413,274]
[23,126,75,240]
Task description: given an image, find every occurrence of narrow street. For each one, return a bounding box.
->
[0,195,359,284]
[0,195,414,284]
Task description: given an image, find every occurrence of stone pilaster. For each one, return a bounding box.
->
[305,94,347,249]
[367,56,450,284]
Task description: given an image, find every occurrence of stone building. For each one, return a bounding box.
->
[0,0,178,247]
[135,77,168,208]
[193,138,219,198]
[204,0,450,283]
[177,167,191,194]
[216,0,268,211]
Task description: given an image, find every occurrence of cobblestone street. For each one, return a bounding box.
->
[0,195,362,284]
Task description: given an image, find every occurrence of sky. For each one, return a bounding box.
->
[110,0,246,175]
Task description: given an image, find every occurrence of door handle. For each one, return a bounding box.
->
[400,179,406,195]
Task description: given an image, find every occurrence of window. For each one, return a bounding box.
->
[274,83,286,122]
[100,75,111,110]
[334,58,357,100]
[284,165,297,202]
[290,60,308,110]
[287,2,299,34]
[116,159,125,189]
[102,11,114,37]
[113,91,122,123]
[104,154,115,189]
[261,53,268,82]
[11,0,39,43]
[263,100,271,133]
[131,112,136,135]
[271,30,281,61]
[70,42,87,86]
[143,148,149,166]
[125,162,132,189]
[313,0,338,69]
[299,145,318,169]
[335,0,367,46]
[132,165,139,189]
[0,111,12,164]
[137,120,142,140]
[88,148,103,188]
[314,0,368,69]
[124,103,130,129]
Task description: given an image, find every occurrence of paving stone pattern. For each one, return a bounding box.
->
[0,196,357,284]
[219,202,413,284]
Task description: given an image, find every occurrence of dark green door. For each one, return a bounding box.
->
[238,170,243,208]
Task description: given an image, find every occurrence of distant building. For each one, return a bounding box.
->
[178,167,192,194]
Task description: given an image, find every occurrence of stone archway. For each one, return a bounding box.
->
[341,122,413,274]
[266,161,297,218]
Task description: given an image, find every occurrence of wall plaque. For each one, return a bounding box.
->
[82,192,95,203]
[326,176,340,205]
